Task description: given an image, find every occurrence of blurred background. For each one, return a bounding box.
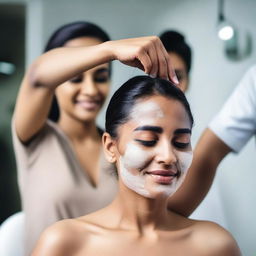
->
[0,0,255,255]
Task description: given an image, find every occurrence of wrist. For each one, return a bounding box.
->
[100,41,116,62]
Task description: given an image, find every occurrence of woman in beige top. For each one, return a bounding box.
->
[32,76,241,256]
[13,21,178,254]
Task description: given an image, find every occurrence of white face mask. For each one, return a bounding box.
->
[119,142,193,199]
[115,96,193,198]
[130,101,164,125]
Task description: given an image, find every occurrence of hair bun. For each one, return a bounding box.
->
[159,30,192,73]
[160,30,185,43]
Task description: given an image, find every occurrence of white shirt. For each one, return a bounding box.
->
[209,65,256,152]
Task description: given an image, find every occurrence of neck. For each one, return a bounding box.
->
[112,185,171,234]
[58,113,100,141]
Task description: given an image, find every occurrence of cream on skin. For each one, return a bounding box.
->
[119,142,193,198]
[118,99,193,199]
[130,101,164,125]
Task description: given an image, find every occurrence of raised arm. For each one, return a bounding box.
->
[14,42,112,143]
[167,128,231,216]
[14,36,178,143]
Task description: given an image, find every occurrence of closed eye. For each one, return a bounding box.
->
[94,76,109,83]
[135,139,157,147]
[174,142,190,149]
[69,75,83,83]
[94,68,110,83]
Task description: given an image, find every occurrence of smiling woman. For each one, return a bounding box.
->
[32,76,241,256]
[104,76,193,199]
[12,22,117,255]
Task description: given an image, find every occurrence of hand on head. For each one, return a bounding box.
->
[107,36,179,85]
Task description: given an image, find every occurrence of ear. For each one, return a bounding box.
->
[102,132,117,163]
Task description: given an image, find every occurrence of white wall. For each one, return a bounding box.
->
[25,0,256,255]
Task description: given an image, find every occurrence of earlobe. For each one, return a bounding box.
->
[102,132,117,163]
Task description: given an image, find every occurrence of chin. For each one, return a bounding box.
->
[75,110,100,122]
[150,192,175,199]
[146,185,177,199]
[69,114,96,124]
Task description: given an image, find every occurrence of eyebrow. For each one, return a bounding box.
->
[134,125,163,133]
[174,128,191,134]
[95,68,109,74]
[134,126,191,135]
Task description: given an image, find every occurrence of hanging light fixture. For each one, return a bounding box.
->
[217,0,235,41]
[0,61,16,75]
[216,0,252,61]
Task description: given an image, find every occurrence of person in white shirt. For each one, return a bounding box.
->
[168,65,256,216]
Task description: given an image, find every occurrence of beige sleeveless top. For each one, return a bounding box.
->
[12,120,118,255]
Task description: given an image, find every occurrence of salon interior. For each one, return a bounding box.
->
[0,0,255,255]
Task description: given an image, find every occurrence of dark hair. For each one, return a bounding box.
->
[44,21,110,52]
[105,76,193,138]
[45,21,111,122]
[159,30,192,73]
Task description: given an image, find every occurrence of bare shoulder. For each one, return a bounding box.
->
[192,220,241,256]
[31,218,90,256]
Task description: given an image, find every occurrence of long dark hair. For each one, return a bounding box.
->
[105,76,194,138]
[45,21,111,122]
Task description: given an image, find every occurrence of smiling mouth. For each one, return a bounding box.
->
[75,100,102,111]
[146,170,179,185]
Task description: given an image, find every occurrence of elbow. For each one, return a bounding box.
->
[28,61,48,88]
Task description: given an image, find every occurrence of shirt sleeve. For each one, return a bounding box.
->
[209,66,256,153]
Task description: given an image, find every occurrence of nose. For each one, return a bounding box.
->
[80,76,99,97]
[155,140,177,166]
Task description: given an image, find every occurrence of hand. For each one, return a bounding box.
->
[107,36,179,84]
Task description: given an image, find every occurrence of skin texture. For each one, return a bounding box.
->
[14,35,178,185]
[31,96,240,256]
[168,52,189,92]
[118,98,193,198]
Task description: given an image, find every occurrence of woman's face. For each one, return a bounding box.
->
[55,37,110,123]
[112,95,193,199]
[168,52,189,92]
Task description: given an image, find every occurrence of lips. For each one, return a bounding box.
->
[75,99,102,111]
[147,170,178,185]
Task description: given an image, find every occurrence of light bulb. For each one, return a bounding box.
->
[0,62,16,75]
[218,25,234,40]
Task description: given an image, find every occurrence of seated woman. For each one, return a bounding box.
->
[31,76,241,256]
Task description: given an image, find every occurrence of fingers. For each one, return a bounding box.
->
[153,38,168,80]
[147,41,158,77]
[158,40,179,84]
[137,49,153,74]
[142,37,179,84]
[167,58,179,85]
[110,36,179,84]
[137,37,164,79]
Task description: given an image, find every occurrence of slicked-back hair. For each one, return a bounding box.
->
[105,76,194,138]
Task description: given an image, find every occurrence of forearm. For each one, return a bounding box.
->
[14,36,176,143]
[14,42,113,142]
[29,42,113,89]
